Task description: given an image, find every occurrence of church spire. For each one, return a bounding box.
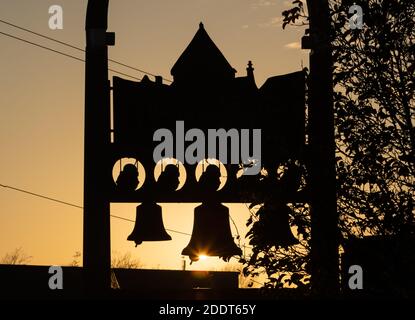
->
[171,22,236,85]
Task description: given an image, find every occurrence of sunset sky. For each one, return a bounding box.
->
[0,0,308,274]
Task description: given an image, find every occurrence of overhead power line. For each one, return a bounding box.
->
[0,184,260,284]
[0,183,253,246]
[0,18,173,83]
[0,18,83,52]
[0,31,142,81]
[0,30,84,62]
[0,183,190,236]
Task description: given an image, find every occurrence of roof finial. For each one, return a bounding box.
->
[199,22,204,29]
[247,60,255,82]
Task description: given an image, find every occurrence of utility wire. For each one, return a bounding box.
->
[0,183,83,209]
[0,30,84,63]
[0,183,252,247]
[0,18,83,52]
[0,31,142,81]
[0,183,253,244]
[0,18,173,83]
[0,185,259,283]
[0,183,190,236]
[244,202,260,222]
[1,183,259,283]
[228,214,241,245]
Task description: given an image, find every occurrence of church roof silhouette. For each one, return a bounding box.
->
[171,22,236,84]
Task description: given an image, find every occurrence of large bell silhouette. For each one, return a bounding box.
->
[254,202,299,248]
[182,202,242,261]
[127,164,178,246]
[182,165,242,262]
[127,202,172,246]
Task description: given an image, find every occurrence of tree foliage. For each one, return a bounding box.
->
[242,0,415,290]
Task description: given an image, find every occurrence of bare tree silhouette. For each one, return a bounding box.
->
[1,247,32,265]
[111,251,142,269]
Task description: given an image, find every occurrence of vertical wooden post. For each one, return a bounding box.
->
[305,0,339,295]
[83,0,113,293]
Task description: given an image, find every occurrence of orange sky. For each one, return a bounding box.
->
[0,0,308,275]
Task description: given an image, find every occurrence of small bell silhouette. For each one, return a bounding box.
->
[127,202,172,246]
[157,164,180,192]
[116,163,139,192]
